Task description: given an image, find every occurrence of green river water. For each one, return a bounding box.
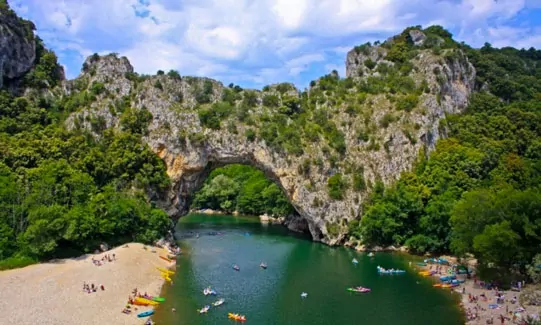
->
[152,214,464,325]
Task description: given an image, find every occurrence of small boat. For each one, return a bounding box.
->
[156,267,175,275]
[233,264,240,271]
[368,252,374,257]
[212,298,225,306]
[159,256,172,262]
[133,300,153,306]
[228,312,247,321]
[301,292,308,298]
[352,258,359,264]
[135,297,159,305]
[439,275,456,281]
[203,287,217,296]
[198,305,210,314]
[377,266,406,274]
[137,310,154,318]
[347,286,371,293]
[260,262,267,269]
[151,296,166,302]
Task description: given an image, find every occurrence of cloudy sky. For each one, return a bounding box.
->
[10,0,541,89]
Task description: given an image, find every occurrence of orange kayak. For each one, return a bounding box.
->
[160,256,172,262]
[433,284,442,287]
[133,300,152,306]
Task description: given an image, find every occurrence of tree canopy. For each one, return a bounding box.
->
[351,44,541,283]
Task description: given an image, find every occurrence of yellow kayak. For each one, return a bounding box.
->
[135,297,159,305]
[162,274,172,282]
[156,267,175,275]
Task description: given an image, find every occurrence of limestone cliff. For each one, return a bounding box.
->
[0,1,36,87]
[63,28,476,245]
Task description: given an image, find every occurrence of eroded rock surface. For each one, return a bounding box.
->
[65,29,476,245]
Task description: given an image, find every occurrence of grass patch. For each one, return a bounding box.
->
[0,256,38,271]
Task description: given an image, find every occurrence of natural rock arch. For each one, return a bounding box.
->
[66,28,476,245]
[155,148,311,237]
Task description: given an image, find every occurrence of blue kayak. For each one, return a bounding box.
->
[137,310,154,318]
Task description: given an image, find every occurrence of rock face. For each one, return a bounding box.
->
[0,6,36,87]
[64,28,476,245]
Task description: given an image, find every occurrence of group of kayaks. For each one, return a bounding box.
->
[157,266,175,282]
[198,287,246,321]
[134,294,166,318]
[377,266,406,274]
[232,262,268,271]
[198,262,268,320]
[418,265,466,289]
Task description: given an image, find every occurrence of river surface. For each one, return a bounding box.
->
[153,214,463,325]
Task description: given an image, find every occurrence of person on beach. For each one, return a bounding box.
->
[100,284,105,291]
[113,253,116,260]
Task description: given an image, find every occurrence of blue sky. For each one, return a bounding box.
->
[10,0,541,89]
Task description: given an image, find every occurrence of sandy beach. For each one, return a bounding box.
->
[414,257,540,325]
[0,243,175,325]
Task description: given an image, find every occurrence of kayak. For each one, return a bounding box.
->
[135,297,159,305]
[377,267,406,274]
[347,287,371,293]
[198,305,210,314]
[137,310,154,318]
[159,256,172,262]
[152,297,166,302]
[440,275,456,281]
[228,313,247,321]
[156,267,175,274]
[433,284,442,287]
[133,300,153,306]
[212,298,225,306]
[416,262,427,266]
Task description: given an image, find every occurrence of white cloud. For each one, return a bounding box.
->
[286,53,325,76]
[10,0,541,87]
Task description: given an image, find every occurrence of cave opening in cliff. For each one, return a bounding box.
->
[182,163,309,236]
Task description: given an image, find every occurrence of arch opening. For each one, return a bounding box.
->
[171,162,310,236]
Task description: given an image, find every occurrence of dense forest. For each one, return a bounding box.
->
[349,43,541,283]
[0,3,172,269]
[192,164,294,217]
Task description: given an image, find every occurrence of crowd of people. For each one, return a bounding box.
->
[91,253,116,266]
[82,282,105,294]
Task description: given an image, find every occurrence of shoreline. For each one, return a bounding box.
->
[411,257,540,325]
[0,242,176,325]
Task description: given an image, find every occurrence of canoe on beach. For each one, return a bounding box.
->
[159,256,173,262]
[135,297,159,305]
[137,310,154,317]
[156,267,175,274]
